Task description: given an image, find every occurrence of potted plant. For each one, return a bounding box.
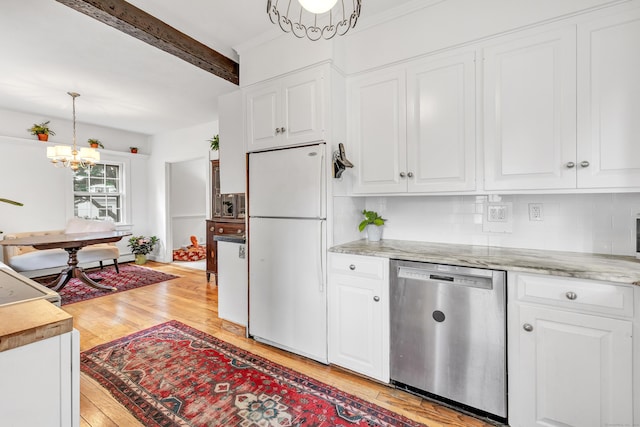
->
[128,235,159,265]
[28,121,56,141]
[87,138,104,148]
[129,147,138,154]
[358,210,386,242]
[208,134,219,151]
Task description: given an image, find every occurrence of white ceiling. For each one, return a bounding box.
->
[0,0,416,135]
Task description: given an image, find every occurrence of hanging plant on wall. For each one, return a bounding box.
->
[208,134,219,151]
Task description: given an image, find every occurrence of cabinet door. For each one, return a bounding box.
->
[349,68,407,194]
[281,67,325,147]
[511,304,632,427]
[219,90,246,194]
[577,9,640,188]
[484,27,577,190]
[217,241,248,326]
[407,51,476,192]
[245,83,280,151]
[328,273,387,382]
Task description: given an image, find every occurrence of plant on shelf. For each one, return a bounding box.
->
[129,147,138,153]
[358,209,386,242]
[208,134,219,151]
[128,235,159,265]
[28,121,56,141]
[87,138,104,148]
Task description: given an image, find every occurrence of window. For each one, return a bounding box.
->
[73,162,124,223]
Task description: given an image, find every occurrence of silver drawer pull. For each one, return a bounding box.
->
[523,323,533,332]
[566,291,578,300]
[349,264,356,271]
[373,296,380,302]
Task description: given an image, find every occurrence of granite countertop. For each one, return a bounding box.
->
[214,235,246,244]
[330,239,640,286]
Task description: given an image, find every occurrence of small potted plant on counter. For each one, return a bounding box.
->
[128,235,159,265]
[28,121,55,141]
[87,138,104,148]
[358,209,386,242]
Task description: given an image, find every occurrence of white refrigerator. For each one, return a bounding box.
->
[248,143,327,363]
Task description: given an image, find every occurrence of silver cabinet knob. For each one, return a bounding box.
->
[218,228,224,233]
[210,227,215,232]
[407,172,414,178]
[566,291,578,300]
[399,172,406,178]
[580,160,590,168]
[373,296,380,302]
[275,128,281,134]
[523,323,534,332]
[279,127,286,133]
[566,162,576,168]
[349,264,356,271]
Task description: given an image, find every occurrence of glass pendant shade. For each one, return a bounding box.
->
[298,0,338,14]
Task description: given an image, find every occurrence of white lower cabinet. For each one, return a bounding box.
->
[328,253,389,383]
[0,329,80,427]
[508,273,634,427]
[217,241,248,326]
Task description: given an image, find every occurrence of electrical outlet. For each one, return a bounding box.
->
[529,203,544,221]
[488,205,508,222]
[483,202,513,233]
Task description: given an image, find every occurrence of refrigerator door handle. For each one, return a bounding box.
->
[319,147,324,217]
[318,221,324,293]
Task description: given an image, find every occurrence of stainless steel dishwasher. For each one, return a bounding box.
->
[390,260,507,421]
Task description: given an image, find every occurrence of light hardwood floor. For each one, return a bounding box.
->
[62,262,493,427]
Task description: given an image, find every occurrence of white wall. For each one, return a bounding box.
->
[170,157,207,249]
[358,193,640,256]
[0,108,149,153]
[147,120,217,262]
[0,108,150,241]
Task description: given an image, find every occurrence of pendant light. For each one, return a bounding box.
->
[46,92,100,171]
[267,0,361,41]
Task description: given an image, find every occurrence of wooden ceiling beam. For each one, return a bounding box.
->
[56,0,239,85]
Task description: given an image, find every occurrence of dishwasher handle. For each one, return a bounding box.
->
[398,267,493,290]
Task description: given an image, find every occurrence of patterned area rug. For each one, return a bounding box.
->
[34,264,179,306]
[81,320,427,427]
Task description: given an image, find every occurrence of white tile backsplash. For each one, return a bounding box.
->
[347,193,640,256]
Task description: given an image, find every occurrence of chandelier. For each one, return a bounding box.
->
[267,0,361,41]
[46,92,100,171]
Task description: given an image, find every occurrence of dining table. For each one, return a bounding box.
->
[0,230,131,292]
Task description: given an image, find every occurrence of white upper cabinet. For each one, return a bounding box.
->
[483,27,577,191]
[407,52,476,192]
[349,51,476,194]
[349,67,407,194]
[577,8,640,188]
[219,90,245,194]
[245,66,325,152]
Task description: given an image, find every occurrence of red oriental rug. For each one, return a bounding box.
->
[81,320,427,427]
[34,264,178,306]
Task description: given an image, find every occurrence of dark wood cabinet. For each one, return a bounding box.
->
[206,160,245,282]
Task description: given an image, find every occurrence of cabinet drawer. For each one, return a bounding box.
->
[212,222,245,236]
[515,273,634,318]
[329,253,387,280]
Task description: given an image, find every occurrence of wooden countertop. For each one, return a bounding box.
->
[0,299,73,352]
